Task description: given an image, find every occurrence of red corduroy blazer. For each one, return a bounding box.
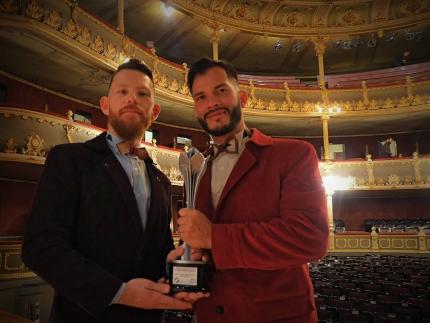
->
[194,129,329,323]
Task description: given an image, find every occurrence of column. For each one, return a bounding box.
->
[117,0,125,34]
[313,39,326,89]
[211,26,221,60]
[326,191,335,251]
[322,115,330,161]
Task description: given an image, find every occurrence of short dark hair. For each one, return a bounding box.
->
[109,58,154,89]
[187,57,238,92]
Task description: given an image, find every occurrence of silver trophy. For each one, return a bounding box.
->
[168,147,212,292]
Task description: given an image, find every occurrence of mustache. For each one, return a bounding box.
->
[204,107,229,120]
[119,104,143,115]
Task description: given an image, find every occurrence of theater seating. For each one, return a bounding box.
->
[363,219,430,233]
[311,255,430,323]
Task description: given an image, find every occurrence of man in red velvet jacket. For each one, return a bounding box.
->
[173,58,329,323]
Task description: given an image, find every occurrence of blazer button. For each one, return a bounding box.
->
[215,305,224,314]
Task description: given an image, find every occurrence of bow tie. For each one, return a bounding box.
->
[117,141,149,160]
[205,137,239,162]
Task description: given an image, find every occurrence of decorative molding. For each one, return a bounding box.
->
[0,243,36,280]
[1,4,429,116]
[0,107,186,185]
[333,228,430,253]
[168,0,430,38]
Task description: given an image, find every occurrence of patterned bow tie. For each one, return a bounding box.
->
[205,136,239,162]
[117,141,149,160]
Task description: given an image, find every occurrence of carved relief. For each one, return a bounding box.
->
[255,99,265,110]
[268,100,277,111]
[336,8,365,26]
[168,79,179,92]
[179,62,190,95]
[156,74,168,88]
[403,176,413,185]
[21,134,46,157]
[387,174,401,186]
[116,50,127,64]
[397,0,429,17]
[63,18,79,39]
[0,0,18,14]
[227,2,257,22]
[3,138,18,153]
[151,48,160,81]
[44,9,62,30]
[277,9,306,27]
[25,0,43,20]
[382,98,394,109]
[64,125,73,143]
[90,35,104,54]
[77,25,91,47]
[104,43,117,61]
[280,101,290,111]
[179,83,190,96]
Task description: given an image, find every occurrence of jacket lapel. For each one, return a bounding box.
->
[144,162,165,242]
[214,148,256,218]
[85,133,143,235]
[214,129,273,219]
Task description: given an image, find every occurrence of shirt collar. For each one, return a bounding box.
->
[106,132,124,155]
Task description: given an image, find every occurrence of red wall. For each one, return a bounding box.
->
[3,74,430,156]
[333,196,430,231]
[151,124,209,151]
[0,75,107,127]
[0,181,36,235]
[0,75,210,149]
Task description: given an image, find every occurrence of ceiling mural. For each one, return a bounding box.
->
[74,0,430,75]
[168,0,430,36]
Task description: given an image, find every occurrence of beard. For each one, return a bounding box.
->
[109,104,151,141]
[197,102,242,137]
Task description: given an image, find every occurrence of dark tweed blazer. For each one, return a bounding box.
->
[22,132,174,323]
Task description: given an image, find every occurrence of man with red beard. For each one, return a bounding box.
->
[171,58,329,322]
[22,59,204,323]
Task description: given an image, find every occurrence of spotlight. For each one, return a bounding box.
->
[274,40,282,51]
[368,37,377,47]
[385,33,396,42]
[292,41,302,53]
[161,3,174,16]
[405,30,415,40]
[333,40,342,48]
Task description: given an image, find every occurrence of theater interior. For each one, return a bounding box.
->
[0,0,430,322]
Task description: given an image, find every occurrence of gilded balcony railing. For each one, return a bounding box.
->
[1,0,429,115]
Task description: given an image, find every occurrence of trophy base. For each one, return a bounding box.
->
[168,260,212,292]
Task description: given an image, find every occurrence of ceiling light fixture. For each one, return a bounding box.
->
[385,33,396,42]
[161,3,174,17]
[367,34,377,47]
[292,41,302,53]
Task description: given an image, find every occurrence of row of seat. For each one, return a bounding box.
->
[363,219,430,233]
[310,254,430,323]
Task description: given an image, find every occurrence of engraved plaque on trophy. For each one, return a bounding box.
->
[168,148,212,292]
